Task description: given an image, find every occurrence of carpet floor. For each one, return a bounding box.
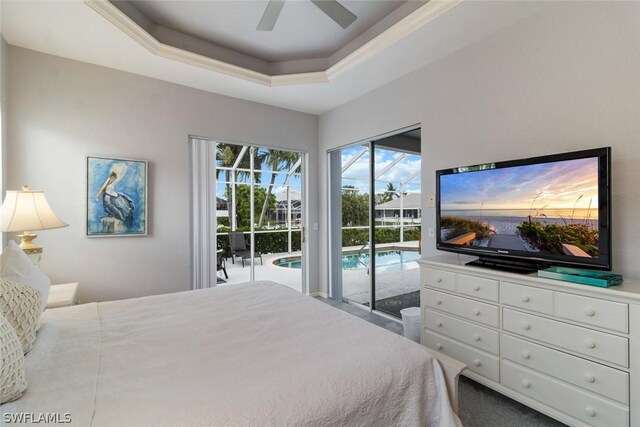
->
[318,297,566,427]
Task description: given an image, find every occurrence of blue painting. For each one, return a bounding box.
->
[87,156,147,236]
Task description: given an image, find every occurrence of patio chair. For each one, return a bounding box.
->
[216,249,228,279]
[228,231,263,268]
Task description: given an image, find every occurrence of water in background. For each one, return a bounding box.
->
[275,250,419,273]
[442,209,598,234]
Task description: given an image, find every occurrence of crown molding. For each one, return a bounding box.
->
[326,0,461,79]
[85,0,461,87]
[86,0,272,85]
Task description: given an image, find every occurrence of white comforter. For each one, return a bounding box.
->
[4,281,460,426]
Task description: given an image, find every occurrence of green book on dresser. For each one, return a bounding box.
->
[538,266,623,287]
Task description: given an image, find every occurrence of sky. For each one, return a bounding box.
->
[341,145,421,194]
[215,146,302,202]
[213,143,421,203]
[440,157,599,211]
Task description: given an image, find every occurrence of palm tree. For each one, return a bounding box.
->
[216,144,263,228]
[377,182,399,204]
[257,149,300,228]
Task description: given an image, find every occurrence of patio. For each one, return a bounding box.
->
[217,251,305,293]
[217,240,421,317]
[214,138,422,319]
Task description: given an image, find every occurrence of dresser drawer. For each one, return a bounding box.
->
[555,293,628,333]
[502,334,629,404]
[501,282,553,315]
[422,268,455,291]
[503,309,629,367]
[426,331,499,382]
[457,274,499,302]
[424,289,499,328]
[425,309,499,354]
[502,361,629,427]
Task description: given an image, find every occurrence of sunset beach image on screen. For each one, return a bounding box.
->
[439,157,599,258]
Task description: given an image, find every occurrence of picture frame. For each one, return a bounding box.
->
[86,156,148,237]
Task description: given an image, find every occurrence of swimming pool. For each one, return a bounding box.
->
[274,249,419,273]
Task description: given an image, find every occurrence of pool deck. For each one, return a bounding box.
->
[218,252,305,292]
[217,241,420,306]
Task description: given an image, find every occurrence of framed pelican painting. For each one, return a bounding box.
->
[86,156,148,237]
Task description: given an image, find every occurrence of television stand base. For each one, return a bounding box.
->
[466,257,545,274]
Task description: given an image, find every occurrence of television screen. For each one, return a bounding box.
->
[436,148,611,270]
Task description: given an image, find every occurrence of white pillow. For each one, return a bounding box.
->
[0,279,41,354]
[0,311,27,403]
[0,240,51,314]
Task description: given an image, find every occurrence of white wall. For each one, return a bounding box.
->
[7,46,319,302]
[1,37,7,203]
[319,2,640,294]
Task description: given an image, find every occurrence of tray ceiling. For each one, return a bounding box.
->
[126,0,407,62]
[1,0,552,114]
[107,0,433,77]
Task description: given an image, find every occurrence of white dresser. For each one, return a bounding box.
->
[419,255,640,427]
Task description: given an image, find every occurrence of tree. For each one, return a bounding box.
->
[216,144,263,229]
[341,186,369,227]
[229,185,276,228]
[376,182,399,204]
[257,149,300,227]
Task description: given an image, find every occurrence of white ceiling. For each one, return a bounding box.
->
[1,0,552,115]
[128,0,407,62]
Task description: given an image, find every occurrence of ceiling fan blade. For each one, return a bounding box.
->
[310,0,356,29]
[257,0,286,31]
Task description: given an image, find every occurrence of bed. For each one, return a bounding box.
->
[3,281,463,426]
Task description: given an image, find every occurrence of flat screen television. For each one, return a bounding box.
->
[436,147,611,273]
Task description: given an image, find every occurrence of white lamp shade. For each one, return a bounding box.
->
[0,186,68,232]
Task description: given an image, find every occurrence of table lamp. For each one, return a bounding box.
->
[0,185,68,260]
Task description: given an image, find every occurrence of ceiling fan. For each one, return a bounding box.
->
[257,0,357,31]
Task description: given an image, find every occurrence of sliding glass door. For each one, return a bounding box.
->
[339,144,371,306]
[372,142,422,317]
[329,128,421,318]
[249,146,305,289]
[191,137,306,292]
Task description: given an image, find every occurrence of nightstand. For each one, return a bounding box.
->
[46,283,79,309]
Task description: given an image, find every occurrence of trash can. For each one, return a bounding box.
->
[400,306,421,343]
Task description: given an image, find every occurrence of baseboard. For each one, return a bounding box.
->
[309,291,329,298]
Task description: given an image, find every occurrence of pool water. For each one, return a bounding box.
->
[275,250,419,273]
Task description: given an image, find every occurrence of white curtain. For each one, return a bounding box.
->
[189,138,216,290]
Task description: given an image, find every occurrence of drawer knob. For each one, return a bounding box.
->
[474,285,481,291]
[585,339,596,349]
[585,407,597,418]
[473,359,481,367]
[521,351,532,360]
[521,295,530,302]
[436,299,443,305]
[473,308,481,316]
[436,278,443,283]
[436,343,443,350]
[436,321,443,327]
[473,334,481,342]
[585,308,596,317]
[522,322,532,330]
[522,380,531,389]
[584,374,596,383]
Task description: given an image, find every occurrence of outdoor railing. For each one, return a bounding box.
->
[216,224,421,257]
[217,229,302,256]
[341,224,421,247]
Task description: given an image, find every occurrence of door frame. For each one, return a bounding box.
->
[189,135,308,294]
[327,123,421,317]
